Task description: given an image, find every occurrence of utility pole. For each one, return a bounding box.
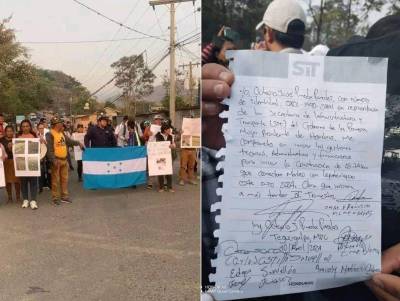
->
[150,0,195,125]
[179,62,200,105]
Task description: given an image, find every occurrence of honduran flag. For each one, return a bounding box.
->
[82,147,147,189]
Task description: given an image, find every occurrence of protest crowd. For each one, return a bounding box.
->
[202,0,400,300]
[0,112,199,209]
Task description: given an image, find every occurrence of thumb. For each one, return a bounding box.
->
[372,273,400,299]
[381,243,400,274]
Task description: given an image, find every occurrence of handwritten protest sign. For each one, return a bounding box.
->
[72,133,85,161]
[12,138,41,177]
[209,51,388,300]
[181,118,201,148]
[147,141,173,176]
[0,148,5,187]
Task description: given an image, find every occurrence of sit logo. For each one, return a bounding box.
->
[292,61,320,77]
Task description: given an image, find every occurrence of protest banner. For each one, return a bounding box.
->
[181,118,201,148]
[12,138,41,177]
[147,141,173,176]
[209,51,388,300]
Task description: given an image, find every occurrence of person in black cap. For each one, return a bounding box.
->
[46,117,84,205]
[84,115,117,148]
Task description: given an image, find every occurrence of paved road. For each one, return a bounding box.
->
[0,162,200,301]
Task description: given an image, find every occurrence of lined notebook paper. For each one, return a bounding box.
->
[209,51,388,300]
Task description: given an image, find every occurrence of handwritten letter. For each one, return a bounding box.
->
[210,51,388,300]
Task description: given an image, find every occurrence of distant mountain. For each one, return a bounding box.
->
[100,85,166,104]
[143,85,166,103]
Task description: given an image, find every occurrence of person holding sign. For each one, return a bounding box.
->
[155,124,176,193]
[72,124,85,182]
[46,117,84,206]
[0,135,8,198]
[0,126,21,204]
[37,122,51,192]
[0,114,7,139]
[16,120,39,210]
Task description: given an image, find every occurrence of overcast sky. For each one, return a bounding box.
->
[0,0,201,100]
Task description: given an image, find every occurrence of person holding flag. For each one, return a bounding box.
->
[46,117,84,205]
[84,115,117,148]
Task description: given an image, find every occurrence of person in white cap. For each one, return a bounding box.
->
[202,0,307,150]
[201,0,307,299]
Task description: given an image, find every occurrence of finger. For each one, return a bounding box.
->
[366,281,399,301]
[202,115,226,150]
[382,244,400,274]
[202,63,234,85]
[372,273,400,299]
[202,80,231,103]
[202,101,224,117]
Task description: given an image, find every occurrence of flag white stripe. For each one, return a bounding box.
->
[83,158,147,175]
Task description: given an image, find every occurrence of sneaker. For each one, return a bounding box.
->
[43,186,50,190]
[61,198,72,204]
[169,189,175,193]
[147,184,153,190]
[189,180,197,185]
[22,200,29,208]
[52,199,61,206]
[178,180,185,186]
[158,189,164,193]
[30,201,38,210]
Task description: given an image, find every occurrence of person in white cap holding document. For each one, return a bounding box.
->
[202,0,307,150]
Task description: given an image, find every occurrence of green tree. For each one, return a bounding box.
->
[202,0,272,48]
[111,54,155,117]
[161,71,190,110]
[0,19,95,117]
[306,0,386,47]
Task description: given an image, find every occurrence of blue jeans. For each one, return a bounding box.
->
[20,177,38,200]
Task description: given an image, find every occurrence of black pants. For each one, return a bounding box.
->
[158,175,172,189]
[39,159,51,190]
[77,160,83,179]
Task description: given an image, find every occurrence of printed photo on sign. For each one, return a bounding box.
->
[15,157,26,171]
[28,157,39,171]
[181,135,191,147]
[28,140,39,154]
[14,140,25,155]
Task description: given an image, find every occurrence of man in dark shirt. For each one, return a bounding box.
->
[84,116,117,148]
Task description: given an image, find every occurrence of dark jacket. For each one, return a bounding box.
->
[84,125,117,148]
[155,132,173,144]
[46,131,80,164]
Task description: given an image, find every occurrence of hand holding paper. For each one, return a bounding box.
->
[209,51,388,300]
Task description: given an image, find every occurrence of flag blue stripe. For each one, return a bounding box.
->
[83,146,147,162]
[83,171,147,190]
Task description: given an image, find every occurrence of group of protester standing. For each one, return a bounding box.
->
[0,112,198,209]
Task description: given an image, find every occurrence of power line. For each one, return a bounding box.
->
[79,0,142,83]
[71,0,167,41]
[84,6,168,87]
[20,36,161,44]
